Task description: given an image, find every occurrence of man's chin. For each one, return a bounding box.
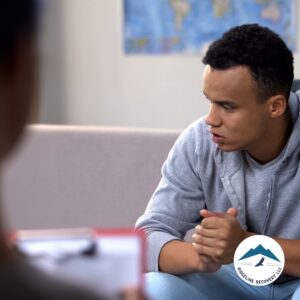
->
[216,143,242,152]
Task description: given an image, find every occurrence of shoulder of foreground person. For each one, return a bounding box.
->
[0,260,112,300]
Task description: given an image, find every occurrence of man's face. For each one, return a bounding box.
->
[203,65,271,154]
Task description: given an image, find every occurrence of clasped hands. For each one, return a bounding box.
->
[192,208,247,272]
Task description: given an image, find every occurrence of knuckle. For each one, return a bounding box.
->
[193,242,201,252]
[223,221,231,230]
[217,231,226,239]
[215,248,224,259]
[218,240,226,249]
[201,219,207,227]
[193,234,201,243]
[218,230,229,240]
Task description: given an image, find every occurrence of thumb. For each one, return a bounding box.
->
[200,209,225,218]
[226,207,238,218]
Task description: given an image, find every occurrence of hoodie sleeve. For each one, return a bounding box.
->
[135,119,206,271]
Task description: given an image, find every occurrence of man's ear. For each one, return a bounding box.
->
[268,95,287,118]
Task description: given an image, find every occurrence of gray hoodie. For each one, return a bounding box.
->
[136,91,300,272]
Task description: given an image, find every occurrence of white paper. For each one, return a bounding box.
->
[14,229,143,297]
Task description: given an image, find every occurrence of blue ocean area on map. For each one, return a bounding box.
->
[124,0,296,54]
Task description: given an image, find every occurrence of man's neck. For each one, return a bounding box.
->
[247,110,293,164]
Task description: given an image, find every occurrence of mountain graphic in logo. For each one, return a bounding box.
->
[239,244,280,262]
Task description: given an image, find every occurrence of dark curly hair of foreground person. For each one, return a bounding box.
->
[202,24,294,102]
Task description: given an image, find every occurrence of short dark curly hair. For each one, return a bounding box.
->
[202,24,294,102]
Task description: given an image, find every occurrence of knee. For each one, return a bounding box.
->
[292,286,300,300]
[144,272,200,300]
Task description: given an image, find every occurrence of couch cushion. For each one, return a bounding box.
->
[2,124,180,230]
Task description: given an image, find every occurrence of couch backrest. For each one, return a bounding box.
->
[2,125,180,230]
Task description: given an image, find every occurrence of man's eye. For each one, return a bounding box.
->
[222,104,234,111]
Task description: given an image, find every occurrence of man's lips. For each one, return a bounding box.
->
[210,132,224,144]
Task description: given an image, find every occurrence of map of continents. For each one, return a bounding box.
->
[124,0,296,54]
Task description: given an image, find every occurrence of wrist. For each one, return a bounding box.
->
[191,246,221,272]
[243,231,255,240]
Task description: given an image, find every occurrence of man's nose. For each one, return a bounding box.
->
[205,104,222,127]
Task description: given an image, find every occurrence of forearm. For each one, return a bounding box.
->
[274,238,300,277]
[238,233,300,277]
[245,233,300,277]
[159,240,200,274]
[158,240,220,274]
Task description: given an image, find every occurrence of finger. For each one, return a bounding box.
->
[201,208,238,219]
[193,243,226,264]
[226,207,238,218]
[192,242,216,258]
[200,255,211,263]
[200,209,227,218]
[192,233,217,248]
[201,216,225,229]
[195,225,220,238]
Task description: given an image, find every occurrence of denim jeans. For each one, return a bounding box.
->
[145,264,300,300]
[292,287,300,300]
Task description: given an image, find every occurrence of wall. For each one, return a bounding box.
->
[39,0,300,130]
[39,0,66,123]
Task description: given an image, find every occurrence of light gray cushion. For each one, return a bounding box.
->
[2,125,180,230]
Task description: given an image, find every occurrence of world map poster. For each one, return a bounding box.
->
[123,0,297,55]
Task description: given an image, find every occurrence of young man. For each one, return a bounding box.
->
[136,24,300,299]
[0,1,146,299]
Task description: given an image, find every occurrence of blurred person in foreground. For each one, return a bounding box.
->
[136,24,300,299]
[0,1,146,300]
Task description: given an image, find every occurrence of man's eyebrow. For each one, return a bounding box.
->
[202,92,235,105]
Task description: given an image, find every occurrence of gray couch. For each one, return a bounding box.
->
[2,124,180,231]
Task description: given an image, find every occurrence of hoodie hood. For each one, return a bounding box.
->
[282,91,300,160]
